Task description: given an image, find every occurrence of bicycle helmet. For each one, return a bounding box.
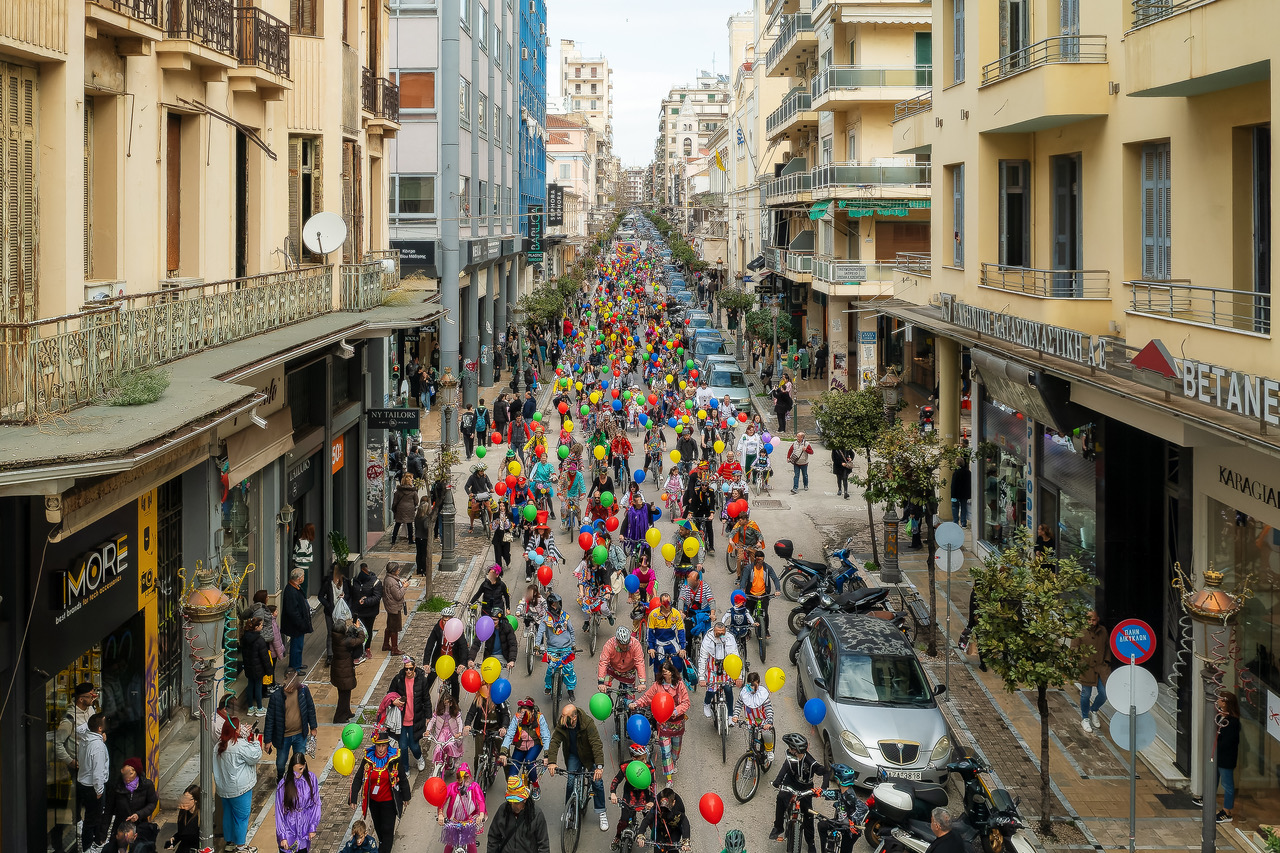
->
[489,605,506,618]
[615,626,632,645]
[471,463,486,473]
[506,449,517,459]
[782,732,809,753]
[547,593,563,614]
[724,829,747,853]
[629,742,648,757]
[440,604,457,618]
[831,763,858,788]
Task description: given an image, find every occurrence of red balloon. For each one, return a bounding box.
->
[689,369,699,380]
[699,792,725,825]
[727,502,742,519]
[506,475,518,489]
[652,689,674,723]
[536,547,545,556]
[495,482,508,496]
[720,420,728,429]
[648,394,658,406]
[605,515,620,532]
[611,388,621,399]
[558,402,569,414]
[738,413,749,422]
[492,431,503,444]
[538,564,554,586]
[460,668,482,693]
[423,777,448,806]
[579,532,594,551]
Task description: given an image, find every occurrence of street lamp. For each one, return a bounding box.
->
[437,368,460,574]
[878,368,903,582]
[1173,563,1252,853]
[511,307,528,395]
[181,561,235,849]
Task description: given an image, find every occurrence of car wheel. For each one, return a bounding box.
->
[796,672,807,708]
[823,734,834,778]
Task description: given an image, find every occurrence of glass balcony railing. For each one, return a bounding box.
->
[980,263,1110,298]
[812,162,931,189]
[814,258,896,285]
[786,251,813,276]
[765,12,814,71]
[765,172,813,199]
[765,89,814,135]
[1127,280,1271,335]
[980,35,1107,85]
[812,66,932,100]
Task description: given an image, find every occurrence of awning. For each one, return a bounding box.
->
[226,407,295,484]
[746,253,767,272]
[788,229,815,251]
[809,200,832,220]
[780,156,809,176]
[839,199,930,218]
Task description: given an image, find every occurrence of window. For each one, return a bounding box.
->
[560,163,570,180]
[589,100,597,110]
[390,175,436,218]
[478,94,487,136]
[574,83,581,93]
[575,66,582,78]
[1252,126,1272,319]
[460,79,471,127]
[479,180,487,215]
[289,136,323,261]
[493,24,501,64]
[670,108,678,115]
[707,94,715,102]
[396,71,436,111]
[460,175,471,214]
[951,164,964,267]
[493,105,501,144]
[1141,142,1172,280]
[820,135,832,166]
[1051,153,1083,294]
[953,0,965,83]
[290,0,318,36]
[683,138,693,156]
[574,99,581,109]
[821,48,833,71]
[478,4,487,48]
[461,0,470,29]
[998,159,1030,267]
[590,67,597,77]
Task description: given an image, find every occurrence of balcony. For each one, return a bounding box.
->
[981,36,1107,85]
[980,264,1110,299]
[813,257,897,297]
[765,172,812,203]
[86,0,162,51]
[894,91,932,121]
[765,88,818,141]
[894,252,931,276]
[158,0,237,71]
[892,92,934,156]
[378,77,400,122]
[1126,0,1269,97]
[976,38,1110,132]
[1126,280,1270,336]
[226,5,290,98]
[765,13,816,78]
[811,66,932,109]
[811,161,931,201]
[785,251,813,281]
[361,66,378,114]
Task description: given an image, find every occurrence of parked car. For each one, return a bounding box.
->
[706,363,751,407]
[697,352,737,373]
[795,613,952,789]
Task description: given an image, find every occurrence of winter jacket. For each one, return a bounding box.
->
[350,570,383,623]
[330,629,363,692]
[469,616,519,664]
[264,684,318,746]
[597,637,645,683]
[383,572,407,617]
[546,715,605,769]
[464,701,511,741]
[247,600,284,659]
[281,583,313,637]
[423,620,464,666]
[388,668,431,737]
[212,737,263,799]
[99,774,159,833]
[392,485,420,524]
[638,794,691,844]
[485,801,551,853]
[469,576,511,614]
[77,731,110,795]
[318,575,355,619]
[1072,623,1115,686]
[240,627,273,686]
[950,465,972,501]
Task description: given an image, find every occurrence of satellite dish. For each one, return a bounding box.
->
[302,211,348,256]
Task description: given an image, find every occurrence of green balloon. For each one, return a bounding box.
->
[600,491,615,508]
[522,504,537,522]
[685,359,694,369]
[675,425,683,435]
[341,723,363,750]
[581,405,591,416]
[685,400,695,410]
[592,544,609,565]
[589,691,613,721]
[626,760,652,789]
[476,446,486,458]
[558,445,569,459]
[533,412,543,422]
[622,390,632,401]
[507,614,519,632]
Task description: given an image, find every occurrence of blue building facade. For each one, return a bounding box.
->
[518,0,547,239]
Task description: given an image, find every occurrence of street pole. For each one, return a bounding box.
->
[879,369,902,583]
[1201,665,1219,853]
[945,545,954,697]
[438,368,459,574]
[197,661,215,847]
[1129,654,1138,853]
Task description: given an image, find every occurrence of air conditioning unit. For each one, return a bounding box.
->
[159,277,203,302]
[83,280,125,305]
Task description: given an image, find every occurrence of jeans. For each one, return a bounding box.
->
[703,683,734,710]
[399,727,423,762]
[391,521,414,545]
[246,677,265,709]
[274,732,310,779]
[564,751,606,813]
[545,657,577,692]
[1080,675,1106,717]
[221,789,252,845]
[1217,766,1236,809]
[463,432,475,459]
[288,634,305,670]
[792,464,809,490]
[420,392,431,414]
[508,744,543,784]
[952,497,970,527]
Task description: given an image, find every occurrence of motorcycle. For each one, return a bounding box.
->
[776,536,866,602]
[918,405,935,434]
[787,584,891,636]
[863,755,1035,853]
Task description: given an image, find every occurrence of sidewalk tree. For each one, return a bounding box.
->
[716,286,757,335]
[861,422,965,656]
[969,531,1093,835]
[813,386,889,568]
[745,309,795,350]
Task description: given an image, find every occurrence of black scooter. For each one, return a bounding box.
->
[787,583,891,635]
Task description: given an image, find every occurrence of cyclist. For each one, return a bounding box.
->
[588,467,616,503]
[720,829,747,853]
[743,553,783,640]
[609,743,656,851]
[728,506,765,583]
[818,764,869,853]
[435,762,486,853]
[637,787,690,851]
[736,423,763,484]
[716,451,744,484]
[573,551,614,631]
[464,464,494,533]
[422,606,462,698]
[645,594,687,679]
[515,584,547,626]
[610,428,633,484]
[632,659,690,785]
[534,594,578,701]
[545,702,609,832]
[598,627,647,693]
[462,682,510,768]
[562,461,587,523]
[469,564,511,616]
[768,733,831,853]
[696,621,739,720]
[643,421,667,480]
[681,468,718,557]
[721,592,759,657]
[731,669,775,767]
[531,450,558,520]
[468,605,518,672]
[498,697,551,799]
[750,450,773,492]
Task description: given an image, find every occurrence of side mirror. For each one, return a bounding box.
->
[933,683,947,696]
[814,677,827,692]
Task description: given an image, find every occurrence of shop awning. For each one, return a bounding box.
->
[809,200,832,220]
[226,407,295,484]
[970,351,1090,435]
[839,199,930,218]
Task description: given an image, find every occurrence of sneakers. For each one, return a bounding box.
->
[790,489,798,495]
[1090,711,1102,730]
[418,756,426,771]
[765,751,775,768]
[703,704,713,718]
[354,654,367,666]
[545,687,553,696]
[567,690,576,702]
[1216,811,1232,824]
[1081,717,1093,734]
[600,813,610,831]
[1191,795,1204,807]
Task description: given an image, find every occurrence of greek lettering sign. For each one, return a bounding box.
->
[938,294,1106,368]
[1131,338,1280,427]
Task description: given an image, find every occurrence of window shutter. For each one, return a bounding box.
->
[954,0,965,83]
[998,160,1009,265]
[288,136,302,263]
[2,63,38,324]
[1141,143,1171,280]
[342,141,354,262]
[953,164,965,267]
[84,98,93,279]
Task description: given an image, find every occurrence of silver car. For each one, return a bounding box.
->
[796,614,952,788]
[706,363,751,408]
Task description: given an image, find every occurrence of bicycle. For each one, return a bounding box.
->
[454,600,480,646]
[560,768,592,853]
[441,817,481,853]
[731,720,771,803]
[778,784,820,853]
[540,646,584,711]
[607,680,638,763]
[750,596,768,663]
[522,616,539,676]
[562,497,582,534]
[473,731,504,792]
[707,675,732,764]
[751,459,773,496]
[586,598,604,656]
[425,731,463,779]
[613,798,650,853]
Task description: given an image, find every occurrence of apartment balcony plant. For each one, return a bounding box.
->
[86,0,163,51]
[764,12,816,78]
[977,36,1109,132]
[811,65,931,109]
[158,0,238,72]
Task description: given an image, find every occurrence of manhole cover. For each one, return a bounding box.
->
[753,499,784,508]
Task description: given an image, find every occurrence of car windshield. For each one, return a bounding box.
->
[836,653,934,706]
[710,369,747,388]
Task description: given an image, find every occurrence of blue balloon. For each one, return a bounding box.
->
[627,713,652,746]
[633,469,646,484]
[708,398,719,409]
[581,524,596,535]
[652,507,661,520]
[625,574,641,593]
[637,413,649,427]
[612,399,623,411]
[668,417,678,428]
[601,380,610,390]
[533,554,545,565]
[491,677,512,704]
[804,697,827,725]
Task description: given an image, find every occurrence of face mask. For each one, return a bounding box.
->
[747,684,757,693]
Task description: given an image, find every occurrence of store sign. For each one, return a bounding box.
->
[527,205,545,263]
[287,455,316,504]
[1132,338,1280,426]
[331,436,345,474]
[1218,466,1280,510]
[547,184,564,227]
[367,408,420,430]
[938,294,1106,368]
[57,535,130,620]
[253,365,286,417]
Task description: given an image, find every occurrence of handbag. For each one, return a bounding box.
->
[263,651,276,686]
[333,596,353,623]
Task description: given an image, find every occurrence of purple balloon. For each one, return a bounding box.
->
[762,432,773,444]
[475,615,495,642]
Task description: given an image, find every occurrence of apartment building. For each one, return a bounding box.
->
[389,0,528,406]
[885,0,1279,821]
[560,39,617,228]
[520,0,548,259]
[653,72,732,209]
[546,113,597,273]
[622,167,646,207]
[0,1,438,848]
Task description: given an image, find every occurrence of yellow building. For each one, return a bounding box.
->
[888,0,1279,824]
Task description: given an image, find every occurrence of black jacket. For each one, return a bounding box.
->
[464,700,511,740]
[1217,715,1241,770]
[350,571,383,622]
[469,617,519,664]
[281,583,313,637]
[772,752,831,792]
[522,396,537,421]
[469,576,511,614]
[317,575,355,619]
[263,684,318,746]
[950,466,972,501]
[423,620,463,665]
[486,802,551,853]
[508,398,523,423]
[387,668,431,737]
[638,794,691,844]
[494,400,510,431]
[240,628,273,684]
[831,448,854,474]
[99,774,159,834]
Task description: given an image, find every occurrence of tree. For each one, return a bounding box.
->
[861,423,965,656]
[516,282,566,327]
[970,531,1093,835]
[812,386,890,568]
[745,309,795,349]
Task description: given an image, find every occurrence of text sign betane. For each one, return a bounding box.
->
[367,408,419,430]
[1110,618,1156,665]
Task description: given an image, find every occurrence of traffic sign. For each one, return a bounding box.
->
[1106,665,1159,716]
[1109,711,1156,752]
[1110,618,1156,664]
[935,521,965,549]
[934,549,963,573]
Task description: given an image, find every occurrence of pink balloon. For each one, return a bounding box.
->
[443,617,465,643]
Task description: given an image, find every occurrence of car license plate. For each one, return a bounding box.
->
[882,768,922,780]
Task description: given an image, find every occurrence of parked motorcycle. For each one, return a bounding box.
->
[776,536,866,602]
[918,404,935,434]
[863,755,1035,853]
[787,584,891,636]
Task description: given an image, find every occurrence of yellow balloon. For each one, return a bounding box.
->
[661,543,677,562]
[481,656,502,683]
[594,444,607,460]
[645,527,662,549]
[626,355,633,363]
[436,654,457,680]
[575,381,584,391]
[590,391,601,404]
[765,666,786,693]
[683,537,699,558]
[647,344,654,352]
[697,410,707,420]
[723,653,743,680]
[679,381,687,390]
[714,440,725,454]
[681,415,690,424]
[665,374,674,384]
[564,419,574,432]
[333,746,356,776]
[670,450,681,464]
[508,460,522,476]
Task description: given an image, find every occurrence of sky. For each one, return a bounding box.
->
[546,0,751,167]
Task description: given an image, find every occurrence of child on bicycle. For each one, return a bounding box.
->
[637,787,691,851]
[462,682,510,768]
[662,469,684,515]
[574,553,614,630]
[534,594,578,701]
[818,764,869,853]
[609,742,656,850]
[499,697,551,798]
[436,762,486,853]
[731,669,775,767]
[750,451,773,492]
[768,733,831,851]
[425,694,465,778]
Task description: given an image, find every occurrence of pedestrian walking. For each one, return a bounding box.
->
[165,785,200,853]
[460,403,478,459]
[787,432,814,494]
[239,616,273,716]
[275,753,321,853]
[212,714,263,853]
[382,562,407,656]
[1193,691,1240,823]
[950,462,972,528]
[247,589,284,686]
[1070,610,1114,733]
[390,474,419,546]
[388,655,431,771]
[330,619,365,724]
[350,729,410,853]
[476,399,491,449]
[263,669,319,782]
[281,568,314,671]
[772,381,793,434]
[351,562,383,661]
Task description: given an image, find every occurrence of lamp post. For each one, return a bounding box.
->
[437,367,460,574]
[878,368,903,583]
[512,307,527,395]
[1173,563,1251,853]
[181,563,234,848]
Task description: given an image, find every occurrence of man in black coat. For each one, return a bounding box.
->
[263,669,319,781]
[98,758,158,847]
[281,568,313,671]
[487,776,550,853]
[422,610,462,699]
[468,605,519,669]
[351,562,383,663]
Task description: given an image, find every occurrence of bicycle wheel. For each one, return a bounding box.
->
[725,545,736,575]
[786,815,802,853]
[589,615,599,656]
[719,702,728,764]
[561,790,582,853]
[525,632,535,676]
[615,707,629,764]
[618,830,635,853]
[732,752,760,803]
[780,570,808,602]
[753,475,764,497]
[553,669,563,712]
[757,622,767,663]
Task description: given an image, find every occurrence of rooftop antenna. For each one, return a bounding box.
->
[302,211,348,258]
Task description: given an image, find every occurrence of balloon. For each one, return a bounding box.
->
[625,574,641,593]
[507,614,519,631]
[697,410,707,421]
[558,402,569,414]
[581,404,591,416]
[589,691,613,721]
[341,722,363,750]
[492,431,503,444]
[648,394,658,406]
[627,714,652,745]
[506,475,518,490]
[670,450,681,464]
[333,746,356,776]
[495,482,508,496]
[699,792,725,825]
[723,653,743,680]
[590,391,601,404]
[508,460,523,476]
[581,524,596,535]
[490,677,512,704]
[534,412,543,422]
[423,776,448,806]
[592,545,609,565]
[522,504,537,522]
[435,655,457,680]
[475,445,488,459]
[683,537,699,558]
[600,491,615,508]
[443,618,465,643]
[762,433,772,444]
[594,445,607,460]
[637,413,649,427]
[612,399,623,411]
[679,381,687,390]
[804,697,827,725]
[661,543,677,562]
[666,374,674,384]
[714,440,725,454]
[668,417,678,428]
[476,615,495,642]
[558,445,569,459]
[482,657,503,683]
[686,359,694,370]
[709,398,719,409]
[675,425,683,435]
[739,413,749,422]
[605,515,620,532]
[626,760,653,789]
[579,532,594,550]
[564,419,574,432]
[765,667,786,692]
[538,564,554,586]
[690,369,699,380]
[652,689,674,723]
[634,469,646,484]
[645,528,662,548]
[461,668,483,693]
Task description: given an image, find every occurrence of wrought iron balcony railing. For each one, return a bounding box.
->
[378,77,400,121]
[980,35,1107,85]
[1127,280,1271,335]
[765,12,814,72]
[91,0,160,26]
[812,161,931,189]
[234,5,290,77]
[166,0,235,56]
[361,66,377,113]
[765,89,813,135]
[812,66,932,100]
[980,263,1111,299]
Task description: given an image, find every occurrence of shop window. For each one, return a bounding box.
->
[979,399,1028,549]
[1041,426,1097,575]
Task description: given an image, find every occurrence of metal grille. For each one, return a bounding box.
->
[91,0,160,25]
[166,0,235,57]
[878,741,920,766]
[156,479,184,721]
[235,5,290,78]
[361,66,377,114]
